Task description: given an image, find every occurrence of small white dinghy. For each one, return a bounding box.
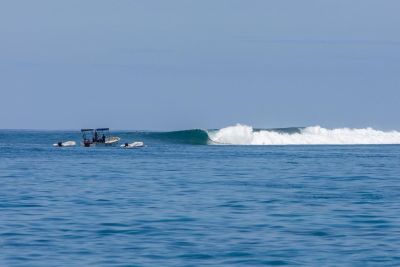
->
[53,141,76,147]
[121,141,144,149]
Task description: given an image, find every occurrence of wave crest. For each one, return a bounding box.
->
[208,124,400,145]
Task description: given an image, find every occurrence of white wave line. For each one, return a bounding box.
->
[207,124,400,145]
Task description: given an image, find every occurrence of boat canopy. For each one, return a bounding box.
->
[81,128,94,132]
[96,128,109,131]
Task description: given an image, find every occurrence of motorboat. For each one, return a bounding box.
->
[81,128,120,147]
[121,141,144,149]
[53,141,76,147]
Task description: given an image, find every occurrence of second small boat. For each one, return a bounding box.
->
[53,141,76,147]
[121,141,144,149]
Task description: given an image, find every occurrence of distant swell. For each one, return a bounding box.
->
[208,124,400,145]
[146,129,210,145]
[148,124,400,145]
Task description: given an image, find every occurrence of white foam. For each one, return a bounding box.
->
[208,124,400,145]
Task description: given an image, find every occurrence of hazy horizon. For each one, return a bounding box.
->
[1,1,400,130]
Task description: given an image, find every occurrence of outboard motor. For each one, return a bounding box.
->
[125,143,129,147]
[57,142,63,147]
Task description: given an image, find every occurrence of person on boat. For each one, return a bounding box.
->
[102,134,106,143]
[84,139,91,147]
[94,131,98,142]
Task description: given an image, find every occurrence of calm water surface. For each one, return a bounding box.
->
[1,131,399,266]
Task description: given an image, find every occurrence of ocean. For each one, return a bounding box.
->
[1,125,400,266]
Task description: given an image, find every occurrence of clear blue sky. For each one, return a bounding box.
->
[1,0,399,130]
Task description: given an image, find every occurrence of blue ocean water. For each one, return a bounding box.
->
[1,130,400,266]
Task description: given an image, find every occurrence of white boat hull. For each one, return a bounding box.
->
[82,137,121,147]
[53,141,76,147]
[121,141,144,149]
[105,136,121,145]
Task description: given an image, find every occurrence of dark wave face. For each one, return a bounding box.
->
[145,129,211,145]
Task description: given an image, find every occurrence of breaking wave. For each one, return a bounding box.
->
[145,124,400,145]
[208,124,400,145]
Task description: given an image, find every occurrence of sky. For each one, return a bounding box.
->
[0,0,399,130]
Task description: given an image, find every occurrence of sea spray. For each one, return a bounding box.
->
[208,124,400,145]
